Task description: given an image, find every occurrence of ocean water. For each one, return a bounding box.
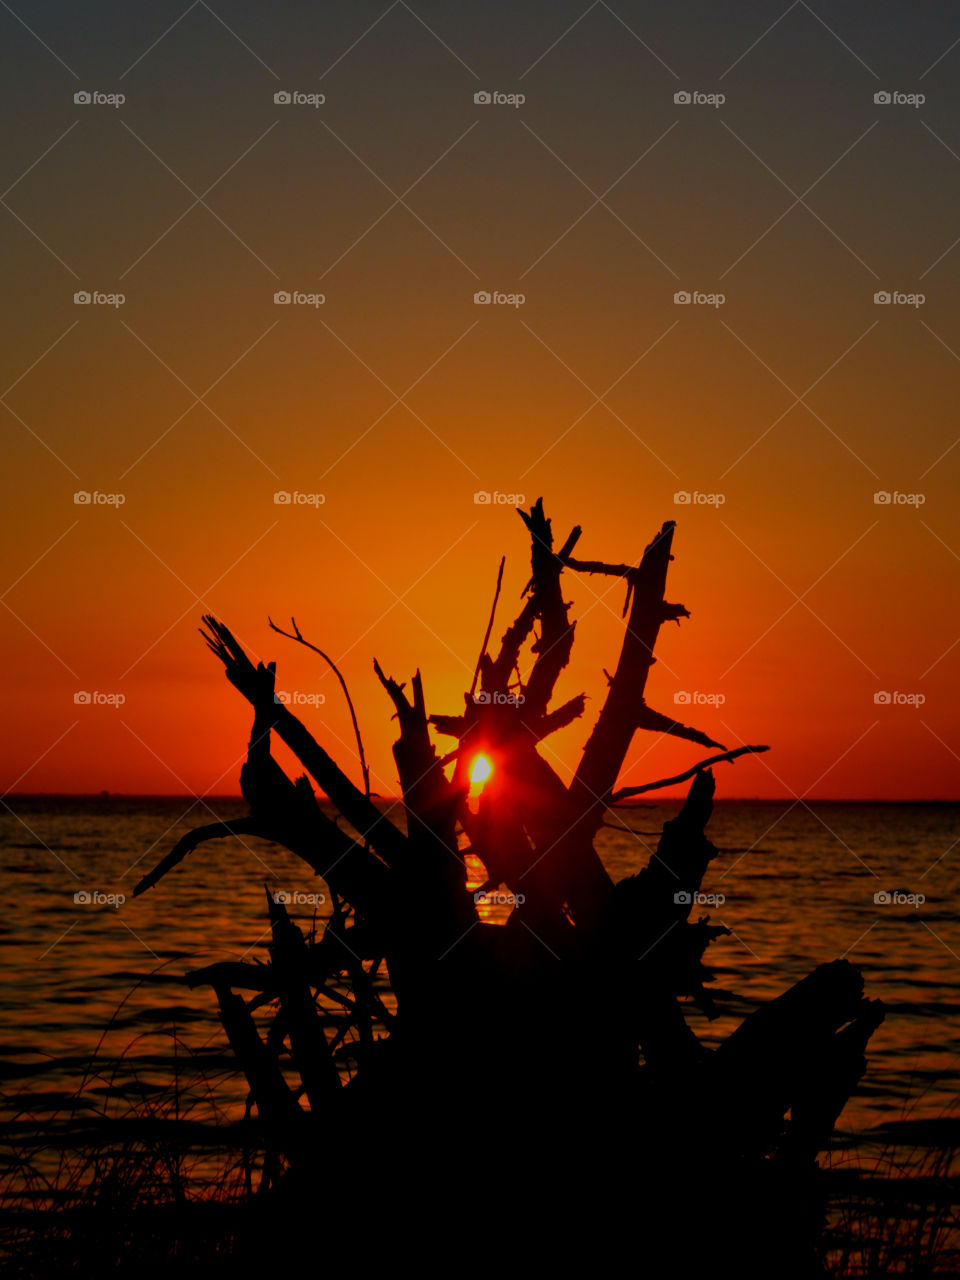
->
[1,795,958,1184]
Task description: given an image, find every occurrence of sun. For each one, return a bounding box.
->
[470,754,492,785]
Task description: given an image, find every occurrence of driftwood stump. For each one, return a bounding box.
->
[135,500,883,1276]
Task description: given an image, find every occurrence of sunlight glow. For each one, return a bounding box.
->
[470,754,492,786]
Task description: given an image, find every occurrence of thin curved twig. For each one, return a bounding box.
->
[268,615,371,799]
[470,555,505,699]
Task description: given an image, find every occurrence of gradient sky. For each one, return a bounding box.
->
[2,0,959,799]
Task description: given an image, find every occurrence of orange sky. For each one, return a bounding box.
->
[1,2,959,799]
